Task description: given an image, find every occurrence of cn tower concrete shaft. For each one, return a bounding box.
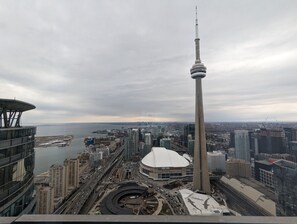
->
[190,7,211,193]
[193,78,211,193]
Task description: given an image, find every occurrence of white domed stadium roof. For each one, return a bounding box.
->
[141,147,190,168]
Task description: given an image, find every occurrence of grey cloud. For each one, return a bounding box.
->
[1,0,297,123]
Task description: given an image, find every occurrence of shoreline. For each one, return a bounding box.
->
[35,135,73,148]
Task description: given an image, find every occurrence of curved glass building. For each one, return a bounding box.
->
[0,99,36,216]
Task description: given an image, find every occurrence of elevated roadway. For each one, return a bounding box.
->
[54,144,125,214]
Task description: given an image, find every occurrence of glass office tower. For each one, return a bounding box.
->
[0,99,36,216]
[273,159,297,216]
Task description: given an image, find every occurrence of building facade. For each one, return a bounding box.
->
[207,151,226,173]
[273,159,297,216]
[254,159,275,189]
[36,185,54,214]
[258,128,286,154]
[160,138,171,149]
[259,168,274,189]
[234,130,250,162]
[64,158,79,190]
[188,139,195,157]
[288,141,297,162]
[49,164,67,200]
[183,124,195,147]
[144,133,152,146]
[123,137,132,161]
[226,159,251,178]
[131,129,139,156]
[284,127,297,145]
[0,99,36,216]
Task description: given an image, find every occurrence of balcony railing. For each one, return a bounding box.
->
[0,176,34,209]
[0,137,34,150]
[0,144,34,167]
[0,127,36,141]
[1,215,297,224]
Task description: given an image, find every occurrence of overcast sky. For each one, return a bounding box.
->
[1,0,297,124]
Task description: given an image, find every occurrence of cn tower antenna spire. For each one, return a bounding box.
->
[195,6,199,38]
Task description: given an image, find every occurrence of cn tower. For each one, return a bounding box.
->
[190,7,211,194]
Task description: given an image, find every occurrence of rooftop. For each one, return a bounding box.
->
[221,177,276,216]
[179,189,229,216]
[256,160,274,166]
[273,159,297,169]
[207,151,225,156]
[141,147,189,168]
[0,99,35,112]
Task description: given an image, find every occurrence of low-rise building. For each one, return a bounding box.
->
[179,189,230,216]
[254,159,277,189]
[220,176,276,216]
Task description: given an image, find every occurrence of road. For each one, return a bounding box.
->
[130,162,188,215]
[80,154,124,214]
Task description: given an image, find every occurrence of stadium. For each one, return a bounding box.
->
[139,147,192,180]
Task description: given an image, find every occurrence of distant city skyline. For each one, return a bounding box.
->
[1,0,297,123]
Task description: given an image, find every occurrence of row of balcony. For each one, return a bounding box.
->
[0,175,34,210]
[0,136,35,150]
[0,127,36,141]
[0,143,35,167]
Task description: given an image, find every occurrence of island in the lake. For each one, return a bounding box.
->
[35,135,73,148]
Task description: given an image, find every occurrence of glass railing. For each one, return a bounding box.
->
[2,215,297,224]
[0,146,34,167]
[0,137,34,150]
[0,127,36,141]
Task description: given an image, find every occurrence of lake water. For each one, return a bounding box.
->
[34,123,132,175]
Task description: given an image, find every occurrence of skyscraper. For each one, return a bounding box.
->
[0,99,36,216]
[36,185,54,214]
[124,137,132,161]
[131,129,139,155]
[160,138,171,149]
[188,139,195,156]
[184,124,195,147]
[273,159,297,216]
[64,158,79,190]
[284,127,297,143]
[143,133,152,157]
[49,164,67,200]
[144,133,152,146]
[190,8,211,193]
[258,128,286,154]
[234,130,251,162]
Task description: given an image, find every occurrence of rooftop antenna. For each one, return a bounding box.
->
[195,6,199,38]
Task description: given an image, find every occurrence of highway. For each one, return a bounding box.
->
[80,154,124,214]
[54,144,125,215]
